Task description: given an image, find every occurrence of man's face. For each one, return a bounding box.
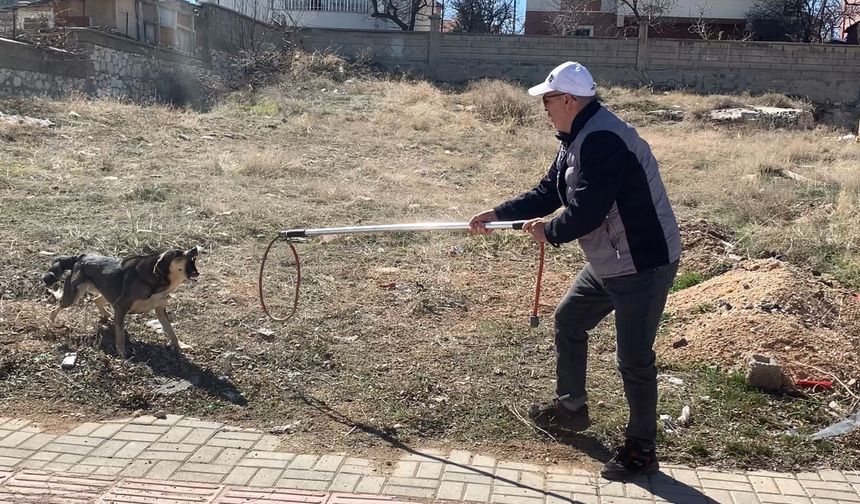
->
[542,92,576,132]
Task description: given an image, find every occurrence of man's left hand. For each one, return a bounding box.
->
[522,218,548,243]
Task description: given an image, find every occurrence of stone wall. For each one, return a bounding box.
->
[75,29,201,100]
[0,28,205,102]
[2,2,859,105]
[0,38,88,97]
[286,19,860,104]
[646,39,860,104]
[435,33,640,85]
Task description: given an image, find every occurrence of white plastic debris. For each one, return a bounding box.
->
[0,111,54,128]
[144,319,163,333]
[677,405,692,426]
[810,410,860,440]
[660,414,679,433]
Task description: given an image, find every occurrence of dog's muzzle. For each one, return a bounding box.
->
[186,247,200,279]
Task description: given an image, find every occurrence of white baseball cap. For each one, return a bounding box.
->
[528,61,596,97]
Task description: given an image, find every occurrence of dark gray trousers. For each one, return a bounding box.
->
[554,260,679,451]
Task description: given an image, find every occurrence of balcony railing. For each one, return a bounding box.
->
[281,0,372,13]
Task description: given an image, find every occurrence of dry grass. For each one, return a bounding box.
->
[1,78,859,471]
[460,79,542,126]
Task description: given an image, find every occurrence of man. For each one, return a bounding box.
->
[469,61,681,481]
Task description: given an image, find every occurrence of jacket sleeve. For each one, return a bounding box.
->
[493,159,563,221]
[544,131,631,245]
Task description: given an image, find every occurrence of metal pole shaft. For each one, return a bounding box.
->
[280,220,527,239]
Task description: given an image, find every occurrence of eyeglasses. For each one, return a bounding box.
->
[542,93,567,106]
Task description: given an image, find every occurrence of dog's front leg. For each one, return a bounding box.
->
[154,307,190,352]
[113,306,129,359]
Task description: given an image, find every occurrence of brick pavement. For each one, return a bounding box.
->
[0,415,858,503]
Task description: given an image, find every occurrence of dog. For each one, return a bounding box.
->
[42,247,200,358]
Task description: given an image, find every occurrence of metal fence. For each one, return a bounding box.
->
[281,0,372,13]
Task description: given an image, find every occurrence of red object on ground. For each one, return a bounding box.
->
[796,379,833,389]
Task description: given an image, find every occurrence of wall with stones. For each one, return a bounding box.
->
[290,24,860,104]
[0,28,206,102]
[0,38,89,97]
[74,29,201,101]
[3,2,859,105]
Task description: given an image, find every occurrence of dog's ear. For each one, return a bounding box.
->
[153,250,182,279]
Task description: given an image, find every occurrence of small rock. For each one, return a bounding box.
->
[153,379,193,395]
[153,411,167,420]
[746,354,784,391]
[268,422,299,434]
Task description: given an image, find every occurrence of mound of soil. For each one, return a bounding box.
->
[658,258,860,382]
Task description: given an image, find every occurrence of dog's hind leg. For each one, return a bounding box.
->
[155,307,191,352]
[92,295,112,320]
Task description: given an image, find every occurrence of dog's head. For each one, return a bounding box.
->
[153,246,201,286]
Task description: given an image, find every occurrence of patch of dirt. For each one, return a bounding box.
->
[677,218,738,277]
[658,258,860,381]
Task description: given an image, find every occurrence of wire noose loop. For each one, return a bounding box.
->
[259,235,301,322]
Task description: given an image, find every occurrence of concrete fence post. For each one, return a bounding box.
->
[428,15,440,73]
[636,22,649,72]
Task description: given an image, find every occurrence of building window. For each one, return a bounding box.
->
[567,25,593,36]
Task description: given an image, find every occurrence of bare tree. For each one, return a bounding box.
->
[617,0,677,35]
[747,0,857,42]
[550,0,677,37]
[549,0,595,36]
[222,0,286,52]
[369,0,434,30]
[451,0,515,33]
[688,1,716,39]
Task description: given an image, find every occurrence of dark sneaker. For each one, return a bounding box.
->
[601,443,659,481]
[527,400,591,434]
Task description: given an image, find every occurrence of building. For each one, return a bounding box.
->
[524,0,754,39]
[207,0,441,31]
[845,0,859,44]
[0,0,196,53]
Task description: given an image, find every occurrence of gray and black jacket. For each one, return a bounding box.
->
[494,100,681,279]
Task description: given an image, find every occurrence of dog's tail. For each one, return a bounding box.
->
[42,255,84,286]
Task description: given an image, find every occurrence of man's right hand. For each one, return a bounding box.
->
[468,209,498,235]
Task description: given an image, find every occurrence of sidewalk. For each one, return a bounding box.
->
[0,414,858,504]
